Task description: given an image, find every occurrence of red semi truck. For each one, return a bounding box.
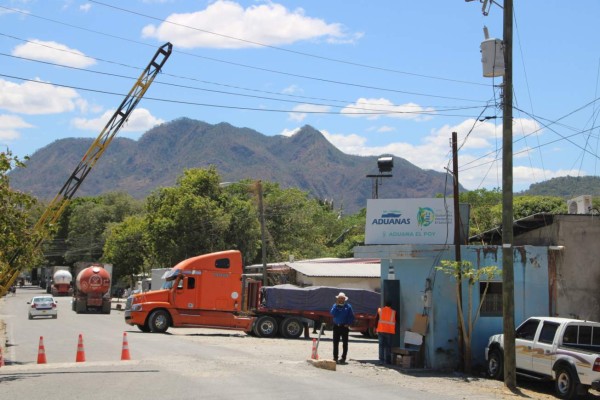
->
[72,264,112,314]
[125,250,379,337]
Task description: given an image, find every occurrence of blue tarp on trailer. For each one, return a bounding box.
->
[262,285,380,315]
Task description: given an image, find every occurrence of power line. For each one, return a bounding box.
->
[0,6,488,103]
[0,73,483,118]
[0,52,487,114]
[89,0,489,88]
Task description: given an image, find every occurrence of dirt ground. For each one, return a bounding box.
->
[173,325,600,400]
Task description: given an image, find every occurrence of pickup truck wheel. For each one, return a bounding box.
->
[281,317,303,339]
[487,348,504,380]
[149,310,170,333]
[255,316,278,338]
[555,366,577,399]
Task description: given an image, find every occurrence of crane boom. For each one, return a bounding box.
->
[0,42,173,296]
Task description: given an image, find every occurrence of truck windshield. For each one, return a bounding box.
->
[162,281,173,290]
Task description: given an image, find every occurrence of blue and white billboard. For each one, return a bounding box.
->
[365,198,454,245]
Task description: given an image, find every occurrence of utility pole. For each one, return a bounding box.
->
[452,131,464,371]
[501,0,516,389]
[467,0,515,387]
[256,180,268,286]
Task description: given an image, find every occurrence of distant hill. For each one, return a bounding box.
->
[9,118,458,214]
[520,176,600,198]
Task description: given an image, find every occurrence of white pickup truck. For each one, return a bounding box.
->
[485,316,600,399]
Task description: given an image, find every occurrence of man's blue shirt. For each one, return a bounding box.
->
[330,303,355,325]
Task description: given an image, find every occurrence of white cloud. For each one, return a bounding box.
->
[376,125,395,133]
[279,127,301,137]
[79,3,92,12]
[71,108,164,133]
[288,104,331,122]
[282,85,303,95]
[12,40,95,68]
[320,129,368,155]
[0,114,33,141]
[316,116,556,191]
[0,78,81,115]
[341,98,435,121]
[141,0,352,49]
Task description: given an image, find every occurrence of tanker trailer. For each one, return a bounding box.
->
[51,269,73,296]
[72,264,111,314]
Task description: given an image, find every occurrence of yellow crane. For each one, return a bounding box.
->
[0,42,173,296]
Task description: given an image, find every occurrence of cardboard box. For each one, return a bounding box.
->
[411,314,428,335]
[395,355,412,368]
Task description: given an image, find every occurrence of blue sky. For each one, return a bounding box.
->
[1,0,599,192]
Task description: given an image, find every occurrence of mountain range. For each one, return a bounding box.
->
[9,118,459,214]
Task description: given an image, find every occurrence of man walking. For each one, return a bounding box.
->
[330,292,355,365]
[377,301,397,364]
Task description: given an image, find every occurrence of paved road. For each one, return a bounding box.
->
[0,286,579,400]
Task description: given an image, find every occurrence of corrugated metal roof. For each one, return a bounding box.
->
[289,262,380,278]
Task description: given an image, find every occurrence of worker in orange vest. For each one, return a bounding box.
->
[377,301,397,365]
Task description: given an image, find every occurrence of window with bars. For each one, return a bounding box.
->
[480,281,503,317]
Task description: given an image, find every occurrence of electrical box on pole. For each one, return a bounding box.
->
[480,26,505,78]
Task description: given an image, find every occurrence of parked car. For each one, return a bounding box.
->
[485,316,600,399]
[28,295,58,319]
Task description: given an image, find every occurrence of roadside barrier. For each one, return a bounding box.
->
[75,334,86,362]
[37,336,47,364]
[120,332,131,361]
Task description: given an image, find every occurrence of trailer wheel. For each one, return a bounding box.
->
[149,310,170,333]
[281,317,303,339]
[254,316,278,338]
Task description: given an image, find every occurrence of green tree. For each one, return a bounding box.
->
[436,260,500,374]
[0,150,42,288]
[64,192,143,263]
[144,168,234,267]
[458,188,502,236]
[103,215,147,286]
[263,183,343,261]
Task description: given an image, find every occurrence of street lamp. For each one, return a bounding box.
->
[366,156,394,199]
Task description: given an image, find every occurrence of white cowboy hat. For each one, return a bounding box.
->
[336,292,348,300]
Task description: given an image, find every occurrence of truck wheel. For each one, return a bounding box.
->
[487,348,504,380]
[149,310,170,333]
[254,316,278,338]
[555,366,577,399]
[281,317,303,339]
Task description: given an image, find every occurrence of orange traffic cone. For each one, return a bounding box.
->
[120,332,131,361]
[0,346,5,367]
[75,334,86,362]
[311,338,319,360]
[37,336,47,364]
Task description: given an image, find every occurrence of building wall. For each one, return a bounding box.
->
[515,215,600,321]
[355,244,550,370]
[295,274,380,292]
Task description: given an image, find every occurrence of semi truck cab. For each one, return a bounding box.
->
[125,250,254,333]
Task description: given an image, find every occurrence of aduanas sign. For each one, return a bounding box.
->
[365,198,454,245]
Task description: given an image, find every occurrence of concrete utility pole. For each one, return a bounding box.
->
[501,0,516,389]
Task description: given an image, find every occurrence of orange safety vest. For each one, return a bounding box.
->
[377,306,396,334]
